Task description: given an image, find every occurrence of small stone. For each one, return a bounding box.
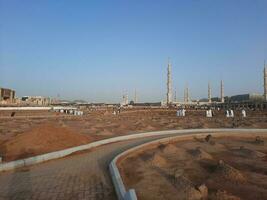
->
[218,160,224,165]
[197,184,208,198]
[205,135,212,142]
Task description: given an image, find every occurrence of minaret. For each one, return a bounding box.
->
[186,86,190,102]
[125,94,128,105]
[122,91,128,105]
[167,58,172,104]
[184,87,186,103]
[220,80,225,103]
[134,89,137,103]
[174,87,177,102]
[208,82,212,103]
[264,61,267,101]
[184,85,189,103]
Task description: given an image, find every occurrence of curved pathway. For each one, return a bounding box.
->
[0,134,180,200]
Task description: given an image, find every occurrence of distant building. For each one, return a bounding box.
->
[199,97,220,103]
[21,96,51,106]
[230,93,264,103]
[0,87,15,104]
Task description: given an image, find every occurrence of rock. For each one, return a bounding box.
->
[205,134,212,142]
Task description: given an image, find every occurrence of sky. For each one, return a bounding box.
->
[0,0,267,103]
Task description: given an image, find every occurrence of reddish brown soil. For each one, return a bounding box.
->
[0,108,267,161]
[119,134,267,200]
[0,123,91,161]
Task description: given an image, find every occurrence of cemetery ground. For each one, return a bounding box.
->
[0,108,267,161]
[118,133,267,200]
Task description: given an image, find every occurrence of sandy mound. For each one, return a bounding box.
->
[161,145,192,160]
[202,142,227,153]
[151,154,167,167]
[210,190,240,200]
[253,136,265,145]
[88,127,98,133]
[215,160,246,183]
[162,144,179,154]
[174,175,207,200]
[0,123,92,161]
[144,125,156,131]
[188,147,213,160]
[115,124,126,130]
[98,129,114,136]
[175,147,192,160]
[232,146,266,158]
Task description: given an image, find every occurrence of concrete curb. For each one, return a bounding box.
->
[0,129,185,172]
[0,128,266,173]
[108,129,267,200]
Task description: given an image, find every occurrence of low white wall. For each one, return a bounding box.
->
[109,129,267,200]
[52,106,77,110]
[0,106,79,111]
[0,107,52,111]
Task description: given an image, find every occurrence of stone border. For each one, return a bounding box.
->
[0,129,184,171]
[0,129,266,173]
[109,129,267,200]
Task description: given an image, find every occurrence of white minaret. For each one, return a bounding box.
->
[264,61,267,101]
[122,92,128,105]
[186,86,190,102]
[184,87,186,103]
[174,87,177,102]
[167,58,172,104]
[125,94,128,105]
[208,82,212,103]
[220,80,225,103]
[184,85,189,103]
[134,89,137,103]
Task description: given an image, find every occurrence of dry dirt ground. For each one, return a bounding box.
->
[118,134,267,200]
[0,108,267,161]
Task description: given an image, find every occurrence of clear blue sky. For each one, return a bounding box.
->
[1,0,267,103]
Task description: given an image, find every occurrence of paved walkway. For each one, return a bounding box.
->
[0,135,173,200]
